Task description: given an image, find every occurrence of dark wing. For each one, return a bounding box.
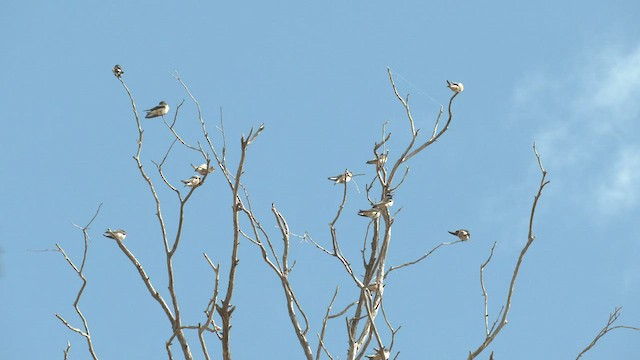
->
[145,104,164,112]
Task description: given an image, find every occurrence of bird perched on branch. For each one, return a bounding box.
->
[446,80,464,93]
[192,163,215,176]
[372,194,394,209]
[103,228,127,241]
[365,347,390,360]
[449,229,470,241]
[182,175,201,188]
[144,101,170,118]
[358,208,380,219]
[366,153,387,167]
[328,170,353,184]
[112,64,124,78]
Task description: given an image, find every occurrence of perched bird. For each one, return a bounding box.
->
[446,80,464,93]
[366,153,387,167]
[181,175,201,188]
[448,229,471,241]
[112,64,124,78]
[328,170,353,184]
[103,228,127,241]
[144,101,170,118]
[365,347,390,360]
[372,194,394,209]
[358,208,380,219]
[192,163,215,176]
[365,281,382,292]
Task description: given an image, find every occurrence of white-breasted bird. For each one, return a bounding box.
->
[365,347,390,360]
[448,229,470,241]
[365,281,383,292]
[446,80,464,93]
[144,101,170,118]
[192,163,215,176]
[328,170,353,184]
[103,228,127,241]
[181,175,201,188]
[372,194,394,209]
[366,153,387,167]
[358,208,381,219]
[112,64,124,78]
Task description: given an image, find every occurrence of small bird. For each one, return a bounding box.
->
[446,80,464,93]
[181,175,201,188]
[365,281,382,292]
[112,64,124,78]
[372,194,394,209]
[358,208,381,219]
[328,170,353,184]
[192,163,215,176]
[365,347,390,360]
[366,153,387,167]
[144,101,170,118]
[448,229,471,241]
[103,228,127,241]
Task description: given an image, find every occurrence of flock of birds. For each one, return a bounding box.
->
[327,159,469,242]
[106,64,469,243]
[106,65,467,360]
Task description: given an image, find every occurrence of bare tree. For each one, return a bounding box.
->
[53,66,638,360]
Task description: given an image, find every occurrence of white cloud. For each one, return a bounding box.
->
[514,42,640,216]
[597,147,640,214]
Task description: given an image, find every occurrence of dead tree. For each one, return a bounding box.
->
[54,66,638,360]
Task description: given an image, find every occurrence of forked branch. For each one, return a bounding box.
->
[54,204,102,360]
[575,307,640,359]
[467,144,549,360]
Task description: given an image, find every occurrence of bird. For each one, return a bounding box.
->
[365,347,390,360]
[366,153,387,167]
[192,163,215,176]
[112,64,124,78]
[448,229,471,241]
[365,281,382,292]
[144,101,170,118]
[446,80,464,93]
[372,194,394,209]
[358,208,380,219]
[181,175,201,188]
[328,170,353,184]
[103,228,127,241]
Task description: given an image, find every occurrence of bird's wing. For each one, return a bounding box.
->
[145,105,164,112]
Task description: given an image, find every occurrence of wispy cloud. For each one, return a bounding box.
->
[597,146,640,214]
[513,43,640,216]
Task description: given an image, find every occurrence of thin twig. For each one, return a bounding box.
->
[54,204,102,360]
[467,144,550,360]
[480,242,497,336]
[316,287,340,360]
[385,240,461,278]
[576,307,640,359]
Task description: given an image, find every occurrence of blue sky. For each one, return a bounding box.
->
[1,1,639,359]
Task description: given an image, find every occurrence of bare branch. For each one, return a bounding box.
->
[316,287,340,360]
[385,240,461,278]
[576,307,640,359]
[63,341,71,360]
[467,144,550,360]
[387,67,416,136]
[480,242,497,336]
[55,204,102,360]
